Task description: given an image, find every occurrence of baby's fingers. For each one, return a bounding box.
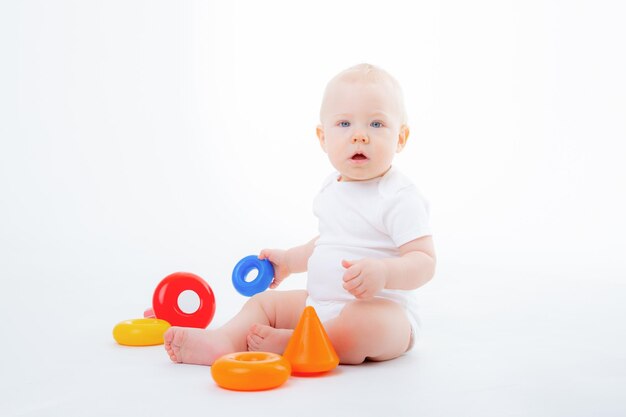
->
[269,274,285,289]
[343,275,361,292]
[269,280,280,289]
[342,263,360,283]
[354,289,374,300]
[345,281,371,299]
[259,249,282,269]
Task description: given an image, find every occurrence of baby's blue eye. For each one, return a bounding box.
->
[339,121,351,127]
[370,121,384,128]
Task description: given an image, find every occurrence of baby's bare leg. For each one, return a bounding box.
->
[164,290,307,366]
[324,298,412,365]
[247,297,412,365]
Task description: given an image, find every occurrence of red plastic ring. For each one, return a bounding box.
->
[152,272,216,328]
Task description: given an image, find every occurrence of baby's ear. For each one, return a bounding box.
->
[396,125,410,152]
[316,125,327,152]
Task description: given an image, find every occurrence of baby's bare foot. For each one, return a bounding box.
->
[164,327,234,366]
[246,324,293,354]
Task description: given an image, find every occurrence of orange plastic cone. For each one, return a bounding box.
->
[283,306,339,375]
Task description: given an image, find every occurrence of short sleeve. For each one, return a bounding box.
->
[382,185,432,247]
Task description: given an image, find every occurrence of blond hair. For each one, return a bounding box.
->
[320,63,408,125]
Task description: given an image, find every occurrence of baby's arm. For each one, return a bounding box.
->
[342,235,436,299]
[259,236,318,289]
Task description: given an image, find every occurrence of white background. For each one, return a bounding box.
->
[1,1,625,416]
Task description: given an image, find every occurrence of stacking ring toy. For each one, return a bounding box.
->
[232,255,274,297]
[152,272,216,328]
[211,352,291,391]
[112,318,171,346]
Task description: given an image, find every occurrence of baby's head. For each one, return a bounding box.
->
[317,63,409,182]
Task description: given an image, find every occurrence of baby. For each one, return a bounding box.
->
[164,63,436,365]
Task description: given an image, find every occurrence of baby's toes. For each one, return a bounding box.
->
[247,333,262,351]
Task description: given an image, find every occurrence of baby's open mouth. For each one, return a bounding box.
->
[351,153,368,160]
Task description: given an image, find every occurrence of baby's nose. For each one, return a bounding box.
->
[351,133,369,144]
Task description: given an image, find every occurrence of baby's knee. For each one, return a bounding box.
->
[331,299,409,360]
[331,331,370,365]
[339,299,391,331]
[325,306,372,363]
[247,290,278,306]
[241,292,275,319]
[328,325,367,365]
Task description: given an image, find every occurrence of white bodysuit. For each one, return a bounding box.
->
[306,166,432,336]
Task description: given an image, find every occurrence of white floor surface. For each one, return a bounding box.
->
[2,262,625,417]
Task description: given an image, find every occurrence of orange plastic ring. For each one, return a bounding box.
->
[211,352,291,391]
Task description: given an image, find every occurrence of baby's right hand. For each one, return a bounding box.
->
[258,249,291,289]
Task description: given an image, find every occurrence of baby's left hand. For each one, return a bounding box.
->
[341,258,387,300]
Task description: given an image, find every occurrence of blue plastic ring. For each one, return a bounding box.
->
[232,255,275,297]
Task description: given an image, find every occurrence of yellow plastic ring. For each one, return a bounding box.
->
[113,318,171,346]
[211,352,291,391]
